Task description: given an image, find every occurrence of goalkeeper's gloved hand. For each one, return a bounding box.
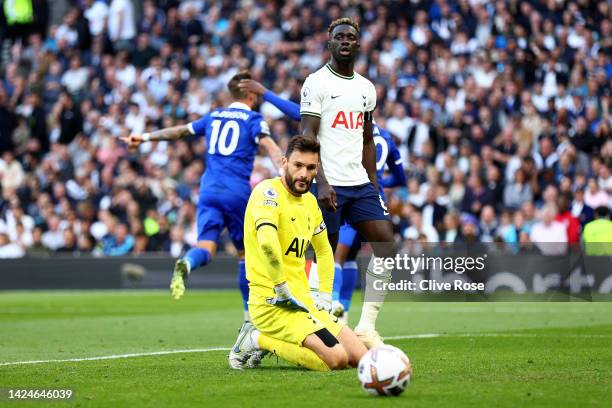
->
[313,291,332,313]
[266,282,309,313]
[169,271,186,300]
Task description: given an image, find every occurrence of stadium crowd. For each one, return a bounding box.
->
[0,0,610,258]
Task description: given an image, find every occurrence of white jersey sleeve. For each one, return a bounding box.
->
[300,75,323,118]
[365,81,376,112]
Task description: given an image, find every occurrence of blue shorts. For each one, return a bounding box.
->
[310,182,390,235]
[197,192,248,250]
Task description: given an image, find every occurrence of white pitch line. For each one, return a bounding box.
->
[385,333,442,340]
[385,333,612,340]
[451,333,612,339]
[0,347,230,367]
[3,332,612,367]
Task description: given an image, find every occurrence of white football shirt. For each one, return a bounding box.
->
[300,64,377,186]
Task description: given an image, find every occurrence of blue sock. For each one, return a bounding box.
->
[183,247,210,272]
[332,262,343,301]
[339,260,358,311]
[238,260,249,313]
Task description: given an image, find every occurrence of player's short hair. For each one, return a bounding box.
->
[286,136,320,158]
[328,17,360,36]
[228,71,252,99]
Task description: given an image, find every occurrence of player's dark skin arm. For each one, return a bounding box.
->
[300,114,338,212]
[362,115,378,191]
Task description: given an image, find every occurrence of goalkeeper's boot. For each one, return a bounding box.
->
[229,322,259,369]
[354,329,384,349]
[331,300,345,319]
[246,349,269,368]
[170,259,189,299]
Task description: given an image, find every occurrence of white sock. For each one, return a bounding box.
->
[308,261,319,290]
[251,329,260,348]
[356,255,391,333]
[244,310,251,322]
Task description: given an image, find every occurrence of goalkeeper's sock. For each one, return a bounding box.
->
[332,262,343,302]
[182,247,210,273]
[237,259,250,318]
[339,260,358,311]
[258,334,330,372]
[307,261,318,289]
[355,255,391,333]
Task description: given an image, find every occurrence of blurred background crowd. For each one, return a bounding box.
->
[0,0,610,258]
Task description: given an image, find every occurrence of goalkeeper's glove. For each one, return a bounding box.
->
[313,291,332,313]
[266,282,309,313]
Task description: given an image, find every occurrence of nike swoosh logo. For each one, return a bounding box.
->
[291,217,296,221]
[362,95,366,99]
[331,95,341,99]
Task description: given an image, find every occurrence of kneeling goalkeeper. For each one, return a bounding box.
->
[229,136,367,370]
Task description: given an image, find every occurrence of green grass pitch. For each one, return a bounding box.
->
[1,290,611,407]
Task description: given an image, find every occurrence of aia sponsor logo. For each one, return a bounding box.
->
[331,111,364,129]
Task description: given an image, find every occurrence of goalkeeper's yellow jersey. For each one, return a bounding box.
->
[244,177,326,305]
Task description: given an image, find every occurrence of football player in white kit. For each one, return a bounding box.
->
[299,18,396,348]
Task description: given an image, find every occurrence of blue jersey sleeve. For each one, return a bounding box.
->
[247,113,272,143]
[189,114,210,136]
[263,90,301,121]
[380,128,407,188]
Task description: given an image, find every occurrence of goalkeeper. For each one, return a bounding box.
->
[229,136,367,370]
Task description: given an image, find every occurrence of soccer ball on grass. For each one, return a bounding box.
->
[357,345,412,396]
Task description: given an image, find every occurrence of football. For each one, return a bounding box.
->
[357,345,412,396]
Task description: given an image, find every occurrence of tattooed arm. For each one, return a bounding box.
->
[120,124,193,148]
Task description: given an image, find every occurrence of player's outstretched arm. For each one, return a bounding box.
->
[311,226,334,313]
[119,125,192,149]
[239,79,301,121]
[362,112,379,191]
[257,225,309,312]
[301,115,337,211]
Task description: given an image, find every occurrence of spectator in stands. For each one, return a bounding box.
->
[101,223,134,256]
[57,229,79,253]
[420,187,446,235]
[404,211,439,243]
[0,151,25,191]
[461,174,494,216]
[571,187,595,227]
[530,205,568,256]
[108,0,136,51]
[582,206,612,256]
[26,226,49,256]
[585,178,609,209]
[479,205,498,243]
[0,232,25,258]
[555,193,581,245]
[41,215,64,251]
[504,168,533,210]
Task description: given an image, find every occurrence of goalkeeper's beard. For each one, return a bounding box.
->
[284,172,312,195]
